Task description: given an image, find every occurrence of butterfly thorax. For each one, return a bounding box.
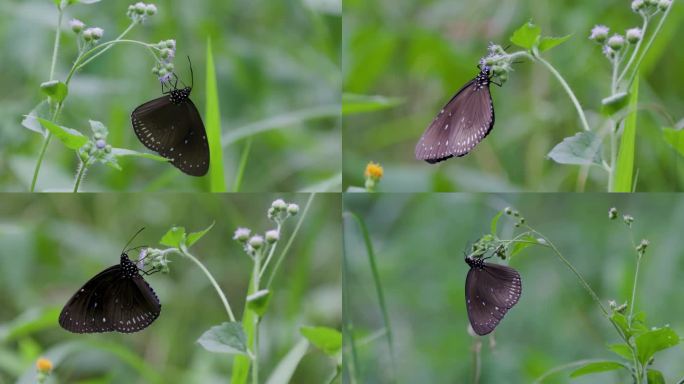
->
[474,68,491,90]
[120,253,139,278]
[465,256,485,269]
[169,87,192,105]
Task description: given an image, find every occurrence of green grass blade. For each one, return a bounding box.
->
[342,215,361,383]
[614,76,639,192]
[346,211,396,383]
[231,284,255,384]
[232,137,252,192]
[205,37,226,192]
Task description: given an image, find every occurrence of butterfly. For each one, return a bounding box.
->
[131,58,209,176]
[59,229,162,333]
[415,63,497,163]
[465,255,521,335]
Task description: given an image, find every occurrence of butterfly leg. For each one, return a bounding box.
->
[141,266,163,276]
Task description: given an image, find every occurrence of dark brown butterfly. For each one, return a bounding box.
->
[416,65,496,163]
[59,229,161,333]
[131,59,209,176]
[465,255,521,335]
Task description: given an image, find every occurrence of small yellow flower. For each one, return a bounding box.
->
[36,357,53,373]
[364,162,383,180]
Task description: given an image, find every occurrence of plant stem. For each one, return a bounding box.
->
[49,10,63,81]
[76,22,137,70]
[266,194,316,288]
[67,40,156,84]
[627,3,674,88]
[232,137,252,192]
[251,252,261,384]
[73,156,92,192]
[618,16,648,85]
[525,226,608,315]
[471,338,482,384]
[533,53,591,132]
[258,222,281,279]
[608,119,618,192]
[177,245,236,322]
[533,359,628,383]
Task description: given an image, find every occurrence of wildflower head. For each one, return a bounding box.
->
[233,227,251,243]
[589,25,609,43]
[626,28,642,44]
[69,19,85,34]
[607,34,625,50]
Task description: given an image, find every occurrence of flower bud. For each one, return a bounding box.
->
[248,235,264,250]
[607,34,625,50]
[152,66,160,75]
[287,203,299,215]
[608,207,618,219]
[272,199,287,211]
[164,62,174,72]
[145,3,157,15]
[95,139,106,149]
[36,357,53,373]
[233,227,251,242]
[623,215,634,226]
[160,48,171,59]
[104,144,112,153]
[69,19,85,33]
[589,25,609,43]
[632,0,645,12]
[491,65,506,77]
[504,207,512,215]
[83,29,93,41]
[626,28,642,44]
[265,229,279,243]
[166,39,176,49]
[135,2,146,14]
[658,0,672,10]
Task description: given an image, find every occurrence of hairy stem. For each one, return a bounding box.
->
[251,252,262,384]
[76,22,137,70]
[177,245,236,321]
[618,16,649,85]
[49,10,63,81]
[73,156,92,192]
[258,222,282,279]
[533,53,591,132]
[608,119,618,192]
[627,4,674,88]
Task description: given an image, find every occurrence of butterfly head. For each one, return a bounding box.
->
[169,87,192,105]
[120,253,140,278]
[465,256,485,269]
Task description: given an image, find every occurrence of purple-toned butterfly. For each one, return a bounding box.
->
[465,255,521,335]
[416,64,496,163]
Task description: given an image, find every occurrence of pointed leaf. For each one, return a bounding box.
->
[490,210,504,236]
[197,322,248,355]
[510,21,541,50]
[663,127,684,156]
[300,326,342,355]
[246,289,272,316]
[569,361,626,378]
[510,235,537,258]
[547,131,603,166]
[88,120,109,138]
[607,343,633,361]
[647,369,665,384]
[614,77,639,192]
[635,327,679,365]
[186,222,215,247]
[35,117,88,150]
[40,80,68,103]
[265,339,309,384]
[160,226,186,248]
[21,101,49,136]
[110,148,168,162]
[539,34,573,52]
[205,38,226,192]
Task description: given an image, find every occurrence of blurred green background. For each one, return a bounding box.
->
[0,193,341,383]
[0,0,341,192]
[342,0,684,192]
[344,193,684,383]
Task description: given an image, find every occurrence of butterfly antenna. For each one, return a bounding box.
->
[122,227,145,254]
[187,56,194,89]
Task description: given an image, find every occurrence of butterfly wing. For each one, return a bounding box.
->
[59,266,161,333]
[415,79,495,163]
[131,96,209,176]
[465,262,521,335]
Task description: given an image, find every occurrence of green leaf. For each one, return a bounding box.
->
[196,322,248,355]
[610,312,631,339]
[342,93,404,115]
[40,80,68,103]
[265,339,309,384]
[300,326,342,355]
[186,222,215,247]
[547,131,603,166]
[160,226,186,248]
[607,343,633,361]
[35,117,88,150]
[510,21,541,50]
[205,37,226,191]
[635,327,679,365]
[510,235,537,258]
[647,369,665,384]
[110,148,169,162]
[601,92,629,116]
[569,361,625,377]
[538,34,573,52]
[21,101,49,136]
[246,289,272,316]
[490,210,504,236]
[663,127,684,156]
[614,77,639,192]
